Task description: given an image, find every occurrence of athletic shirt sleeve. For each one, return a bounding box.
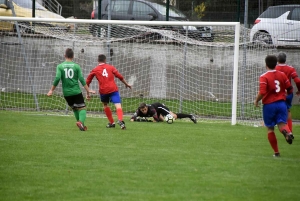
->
[148,106,159,121]
[86,68,96,87]
[77,64,86,86]
[290,68,300,91]
[112,67,124,81]
[53,64,62,86]
[131,109,140,120]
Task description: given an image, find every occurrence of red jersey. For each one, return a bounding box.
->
[86,63,124,94]
[276,63,300,91]
[259,70,291,104]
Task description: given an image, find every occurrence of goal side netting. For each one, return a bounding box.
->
[0,17,276,126]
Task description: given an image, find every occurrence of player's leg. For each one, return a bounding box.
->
[65,94,87,131]
[267,127,280,157]
[75,93,88,131]
[65,95,78,121]
[275,101,293,144]
[175,113,197,123]
[158,114,165,122]
[286,93,293,137]
[263,103,280,156]
[110,92,125,129]
[287,110,293,139]
[100,94,115,128]
[158,106,172,122]
[73,109,79,121]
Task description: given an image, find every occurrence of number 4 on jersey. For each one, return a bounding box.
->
[102,69,108,77]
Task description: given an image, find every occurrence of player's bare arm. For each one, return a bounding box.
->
[130,111,139,122]
[47,86,57,96]
[254,93,263,107]
[121,79,132,89]
[83,84,96,100]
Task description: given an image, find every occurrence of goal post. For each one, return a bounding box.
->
[0,17,271,126]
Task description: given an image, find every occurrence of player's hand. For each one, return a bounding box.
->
[86,94,91,101]
[126,84,132,89]
[254,100,259,107]
[89,90,96,94]
[47,90,53,97]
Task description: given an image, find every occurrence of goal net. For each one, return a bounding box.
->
[0,17,277,126]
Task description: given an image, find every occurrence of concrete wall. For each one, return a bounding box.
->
[0,34,299,106]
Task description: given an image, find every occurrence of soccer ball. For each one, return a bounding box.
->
[165,114,174,124]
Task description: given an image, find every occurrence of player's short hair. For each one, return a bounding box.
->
[265,55,277,69]
[277,52,286,63]
[138,103,147,110]
[65,48,74,59]
[98,54,106,62]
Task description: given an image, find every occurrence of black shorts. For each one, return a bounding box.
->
[64,93,86,109]
[156,105,170,117]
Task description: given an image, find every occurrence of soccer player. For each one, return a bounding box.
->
[86,54,131,129]
[254,55,294,157]
[276,52,300,136]
[47,48,95,131]
[130,102,197,123]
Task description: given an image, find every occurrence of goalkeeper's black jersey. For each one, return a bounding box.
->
[131,102,169,122]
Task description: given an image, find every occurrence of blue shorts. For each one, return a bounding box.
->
[263,100,287,127]
[286,93,293,110]
[100,91,121,104]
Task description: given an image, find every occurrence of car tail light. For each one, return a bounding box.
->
[91,10,95,19]
[254,19,261,24]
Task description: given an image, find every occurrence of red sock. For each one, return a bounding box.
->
[279,125,291,134]
[268,132,279,153]
[104,107,114,124]
[287,119,293,132]
[116,108,123,121]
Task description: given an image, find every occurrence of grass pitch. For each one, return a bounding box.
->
[0,110,300,201]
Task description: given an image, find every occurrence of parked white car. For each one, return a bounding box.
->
[250,5,300,46]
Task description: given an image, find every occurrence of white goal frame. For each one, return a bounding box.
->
[0,17,240,125]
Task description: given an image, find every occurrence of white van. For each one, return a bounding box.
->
[0,0,70,33]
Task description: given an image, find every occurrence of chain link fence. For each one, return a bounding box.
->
[58,0,300,28]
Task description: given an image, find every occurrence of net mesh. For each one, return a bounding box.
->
[0,18,279,126]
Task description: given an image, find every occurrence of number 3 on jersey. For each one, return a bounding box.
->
[102,68,108,77]
[274,80,280,92]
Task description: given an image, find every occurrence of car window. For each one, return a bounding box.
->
[259,7,292,18]
[152,3,186,18]
[0,0,6,4]
[110,0,130,14]
[13,0,46,10]
[132,1,155,16]
[290,8,300,21]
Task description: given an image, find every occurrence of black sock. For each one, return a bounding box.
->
[176,113,191,119]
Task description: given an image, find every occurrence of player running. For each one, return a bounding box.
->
[86,54,131,129]
[130,102,197,123]
[254,55,293,157]
[47,48,95,131]
[275,52,300,137]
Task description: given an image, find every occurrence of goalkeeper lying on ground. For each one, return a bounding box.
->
[130,102,197,123]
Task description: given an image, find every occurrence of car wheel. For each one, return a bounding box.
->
[253,31,273,45]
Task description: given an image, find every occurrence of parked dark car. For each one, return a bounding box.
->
[89,0,214,41]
